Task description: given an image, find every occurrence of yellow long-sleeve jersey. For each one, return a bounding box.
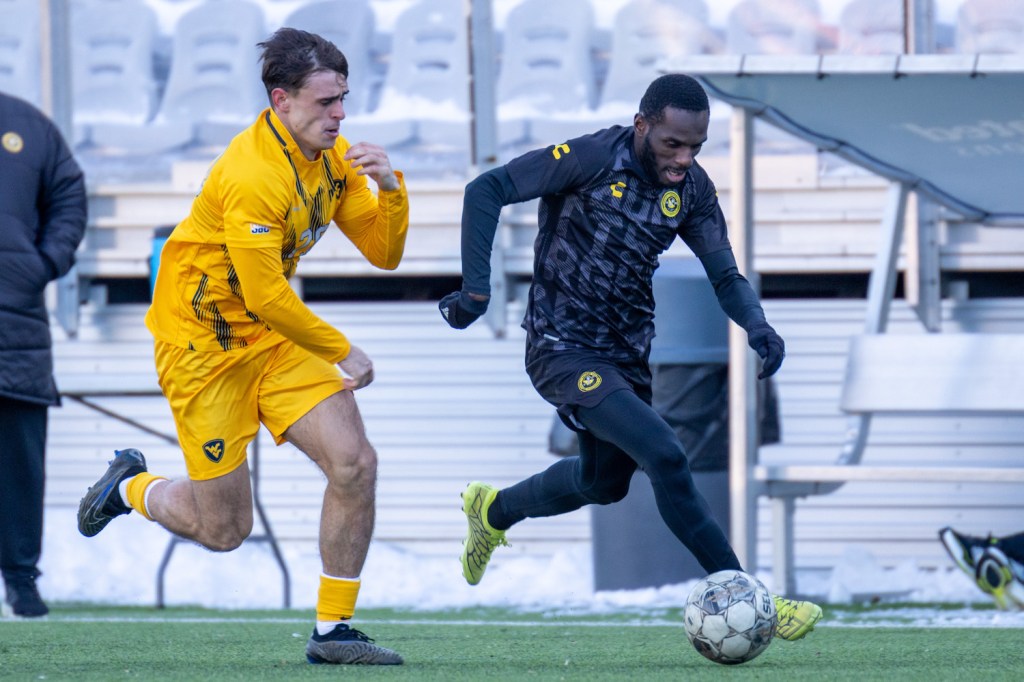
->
[145,108,409,364]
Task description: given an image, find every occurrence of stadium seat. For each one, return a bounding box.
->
[282,0,377,116]
[90,0,266,154]
[717,0,824,154]
[0,0,41,107]
[497,0,597,146]
[956,0,1024,54]
[70,0,161,149]
[837,0,906,55]
[343,0,467,150]
[596,0,719,125]
[726,0,823,55]
[164,0,267,147]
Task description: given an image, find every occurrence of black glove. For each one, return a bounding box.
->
[439,290,489,329]
[747,323,785,379]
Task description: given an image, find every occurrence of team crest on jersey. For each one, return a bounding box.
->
[203,439,226,463]
[660,190,681,218]
[577,370,602,393]
[2,132,23,154]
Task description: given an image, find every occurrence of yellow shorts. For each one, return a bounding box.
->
[154,336,345,481]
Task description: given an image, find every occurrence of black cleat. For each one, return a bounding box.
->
[305,624,404,665]
[77,448,147,538]
[3,573,49,618]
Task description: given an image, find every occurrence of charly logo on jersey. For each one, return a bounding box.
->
[551,143,571,160]
[250,223,271,235]
[610,181,626,198]
[577,370,602,393]
[203,439,226,463]
[2,132,23,154]
[660,190,681,218]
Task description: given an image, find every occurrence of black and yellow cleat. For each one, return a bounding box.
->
[305,624,403,665]
[940,527,1024,610]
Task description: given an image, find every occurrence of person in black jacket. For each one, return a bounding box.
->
[0,92,87,617]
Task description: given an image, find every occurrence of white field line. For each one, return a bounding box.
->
[5,610,1024,628]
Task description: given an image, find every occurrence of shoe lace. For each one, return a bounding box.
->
[773,596,805,626]
[337,625,374,643]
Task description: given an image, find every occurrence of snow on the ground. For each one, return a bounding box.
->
[18,509,1024,629]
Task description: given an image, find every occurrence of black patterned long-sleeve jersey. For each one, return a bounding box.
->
[462,125,742,360]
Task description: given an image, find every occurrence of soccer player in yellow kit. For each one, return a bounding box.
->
[77,29,408,665]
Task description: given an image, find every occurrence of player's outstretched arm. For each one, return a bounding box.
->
[698,248,785,379]
[439,167,519,329]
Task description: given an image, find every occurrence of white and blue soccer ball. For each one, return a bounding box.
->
[683,569,776,665]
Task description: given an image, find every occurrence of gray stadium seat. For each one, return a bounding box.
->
[90,0,266,154]
[283,0,377,116]
[599,0,719,114]
[498,0,597,146]
[726,0,823,55]
[342,0,467,149]
[956,0,1024,54]
[71,0,160,149]
[163,0,267,147]
[837,0,906,55]
[0,0,41,107]
[719,0,823,154]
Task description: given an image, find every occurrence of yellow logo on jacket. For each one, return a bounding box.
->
[2,132,23,154]
[577,371,602,392]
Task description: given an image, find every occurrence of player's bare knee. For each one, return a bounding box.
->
[322,445,377,490]
[200,521,252,552]
[192,509,252,551]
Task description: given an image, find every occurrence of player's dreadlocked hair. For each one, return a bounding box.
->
[258,27,349,102]
[639,74,710,124]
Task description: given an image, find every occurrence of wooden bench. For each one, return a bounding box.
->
[758,332,1024,595]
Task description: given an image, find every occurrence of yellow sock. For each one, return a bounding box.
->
[316,574,361,622]
[125,472,167,521]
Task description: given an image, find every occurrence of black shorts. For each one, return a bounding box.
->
[525,344,652,430]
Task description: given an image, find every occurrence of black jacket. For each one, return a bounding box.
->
[0,93,87,406]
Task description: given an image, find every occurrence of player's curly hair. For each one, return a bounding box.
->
[258,28,349,101]
[639,74,709,124]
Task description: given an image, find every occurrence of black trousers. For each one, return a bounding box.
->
[0,397,47,581]
[494,388,742,574]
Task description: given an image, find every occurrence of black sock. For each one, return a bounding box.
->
[486,491,512,531]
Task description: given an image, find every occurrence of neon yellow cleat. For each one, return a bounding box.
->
[773,595,823,641]
[460,481,508,586]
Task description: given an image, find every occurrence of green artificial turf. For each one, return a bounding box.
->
[0,605,1021,681]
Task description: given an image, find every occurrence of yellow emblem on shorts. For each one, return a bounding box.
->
[660,190,680,218]
[2,132,24,154]
[203,439,225,463]
[578,370,602,392]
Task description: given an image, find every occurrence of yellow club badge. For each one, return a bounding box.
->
[577,370,602,393]
[660,189,680,218]
[2,131,24,154]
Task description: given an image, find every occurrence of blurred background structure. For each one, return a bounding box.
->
[3,0,1023,604]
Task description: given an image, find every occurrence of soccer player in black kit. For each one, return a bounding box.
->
[439,73,823,641]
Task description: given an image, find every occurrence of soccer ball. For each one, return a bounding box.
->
[683,569,776,665]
